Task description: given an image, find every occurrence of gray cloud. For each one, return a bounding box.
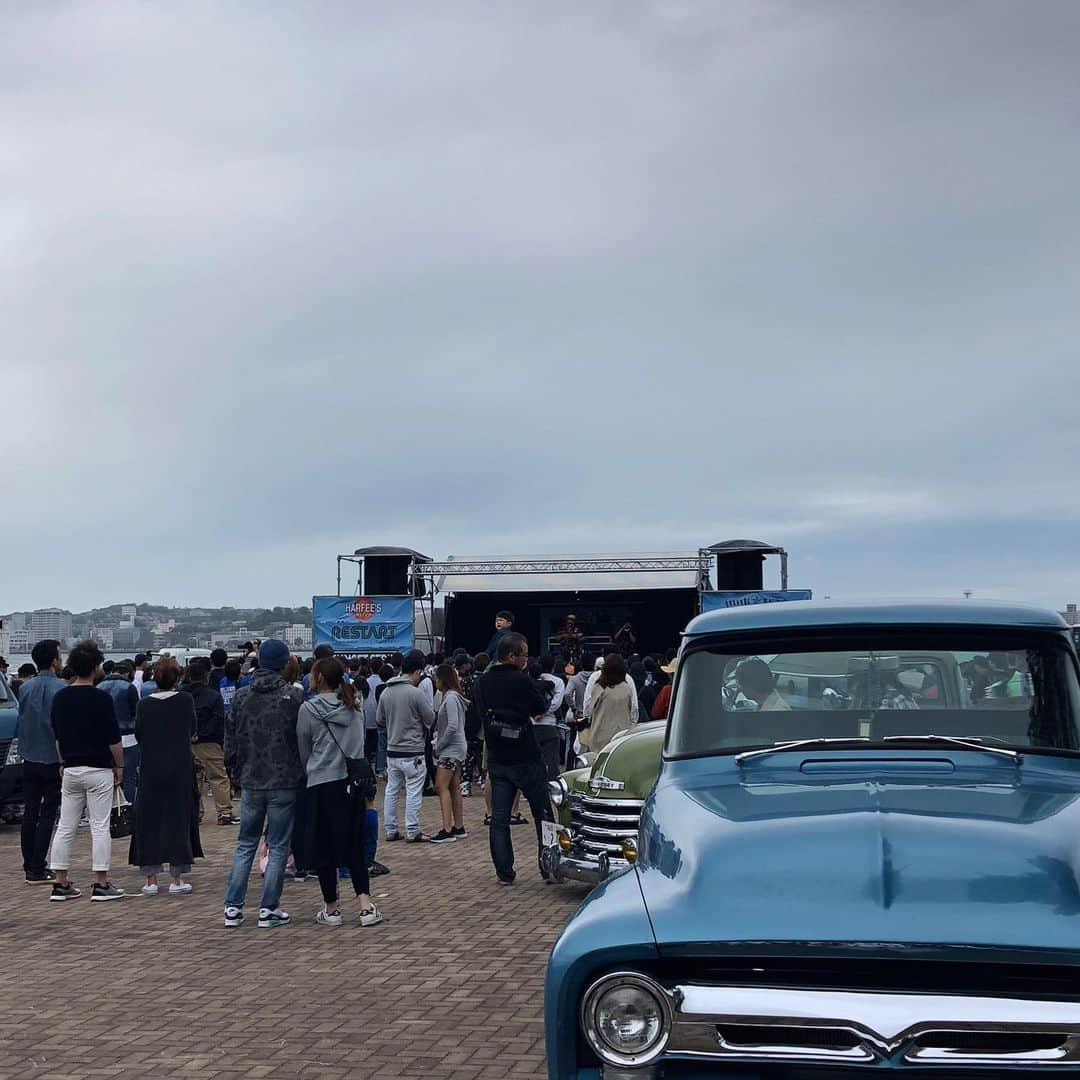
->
[3,1,1079,612]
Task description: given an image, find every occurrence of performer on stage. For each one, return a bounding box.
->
[552,614,585,663]
[614,620,637,657]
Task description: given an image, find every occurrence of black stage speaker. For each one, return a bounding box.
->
[364,554,426,597]
[713,551,765,591]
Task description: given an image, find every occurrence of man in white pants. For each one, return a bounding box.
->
[376,654,435,842]
[48,641,125,902]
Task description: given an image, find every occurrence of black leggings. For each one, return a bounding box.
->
[311,779,371,905]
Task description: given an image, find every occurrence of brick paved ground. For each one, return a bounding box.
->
[0,787,586,1079]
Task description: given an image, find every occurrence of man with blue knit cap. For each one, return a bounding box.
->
[222,638,304,929]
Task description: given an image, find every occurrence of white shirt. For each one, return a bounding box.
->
[419,675,434,708]
[583,670,638,720]
[536,673,566,726]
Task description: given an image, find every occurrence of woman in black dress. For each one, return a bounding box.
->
[129,658,204,895]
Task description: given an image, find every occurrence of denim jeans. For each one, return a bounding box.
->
[488,760,552,883]
[224,787,297,912]
[384,755,426,838]
[122,744,140,804]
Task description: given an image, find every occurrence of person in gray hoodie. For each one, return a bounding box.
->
[430,663,469,844]
[375,653,435,842]
[297,658,383,928]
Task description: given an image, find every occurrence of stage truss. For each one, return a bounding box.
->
[334,546,789,651]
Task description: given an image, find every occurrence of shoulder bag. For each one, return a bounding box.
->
[110,787,135,839]
[321,716,376,799]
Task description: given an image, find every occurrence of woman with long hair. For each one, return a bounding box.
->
[430,663,468,844]
[129,657,204,895]
[296,658,382,928]
[581,653,636,751]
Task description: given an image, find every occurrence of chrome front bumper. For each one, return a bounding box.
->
[652,981,1080,1068]
[542,842,629,886]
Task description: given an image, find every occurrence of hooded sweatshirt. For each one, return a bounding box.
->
[564,669,592,717]
[296,692,366,788]
[224,669,304,790]
[435,689,468,760]
[375,675,435,757]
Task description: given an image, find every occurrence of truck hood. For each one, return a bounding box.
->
[638,751,1080,955]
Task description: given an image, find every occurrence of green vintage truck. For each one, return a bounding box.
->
[542,720,665,886]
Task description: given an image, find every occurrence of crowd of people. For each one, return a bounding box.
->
[9,608,679,925]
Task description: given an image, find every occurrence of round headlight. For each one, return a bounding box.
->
[582,972,671,1067]
[547,777,567,807]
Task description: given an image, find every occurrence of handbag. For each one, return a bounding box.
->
[321,719,376,799]
[110,786,135,839]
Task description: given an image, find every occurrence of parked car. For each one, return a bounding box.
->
[0,672,22,822]
[545,721,664,886]
[545,599,1080,1078]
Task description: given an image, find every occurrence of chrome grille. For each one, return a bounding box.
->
[569,794,643,857]
[666,983,1080,1066]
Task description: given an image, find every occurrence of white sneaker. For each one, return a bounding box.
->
[168,882,193,895]
[316,908,343,927]
[258,908,290,928]
[224,906,244,928]
[358,904,384,927]
[141,883,159,896]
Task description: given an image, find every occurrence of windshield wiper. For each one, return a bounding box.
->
[882,734,1021,762]
[735,737,869,764]
[735,733,1025,765]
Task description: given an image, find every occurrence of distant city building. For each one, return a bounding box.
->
[90,628,115,650]
[0,627,9,656]
[120,604,137,627]
[8,629,29,654]
[1062,603,1079,627]
[29,608,72,647]
[285,624,313,650]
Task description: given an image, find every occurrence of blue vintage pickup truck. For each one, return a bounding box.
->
[546,599,1080,1077]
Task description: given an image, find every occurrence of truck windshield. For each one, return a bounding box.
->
[667,630,1080,757]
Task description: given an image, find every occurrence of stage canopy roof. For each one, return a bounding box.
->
[428,552,706,593]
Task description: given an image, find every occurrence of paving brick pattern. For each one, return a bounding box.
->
[0,788,586,1078]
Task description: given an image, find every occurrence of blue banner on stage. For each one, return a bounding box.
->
[312,595,415,654]
[701,589,812,613]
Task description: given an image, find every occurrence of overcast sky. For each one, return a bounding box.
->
[3,1,1079,614]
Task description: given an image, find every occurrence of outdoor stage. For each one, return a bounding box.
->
[330,542,800,657]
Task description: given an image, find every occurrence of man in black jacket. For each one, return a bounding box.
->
[473,632,553,885]
[183,658,237,826]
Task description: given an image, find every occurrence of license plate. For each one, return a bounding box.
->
[542,820,559,848]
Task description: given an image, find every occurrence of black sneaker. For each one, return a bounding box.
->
[450,826,468,839]
[368,861,391,877]
[430,829,457,844]
[26,870,57,886]
[217,812,241,826]
[50,882,82,902]
[90,882,125,902]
